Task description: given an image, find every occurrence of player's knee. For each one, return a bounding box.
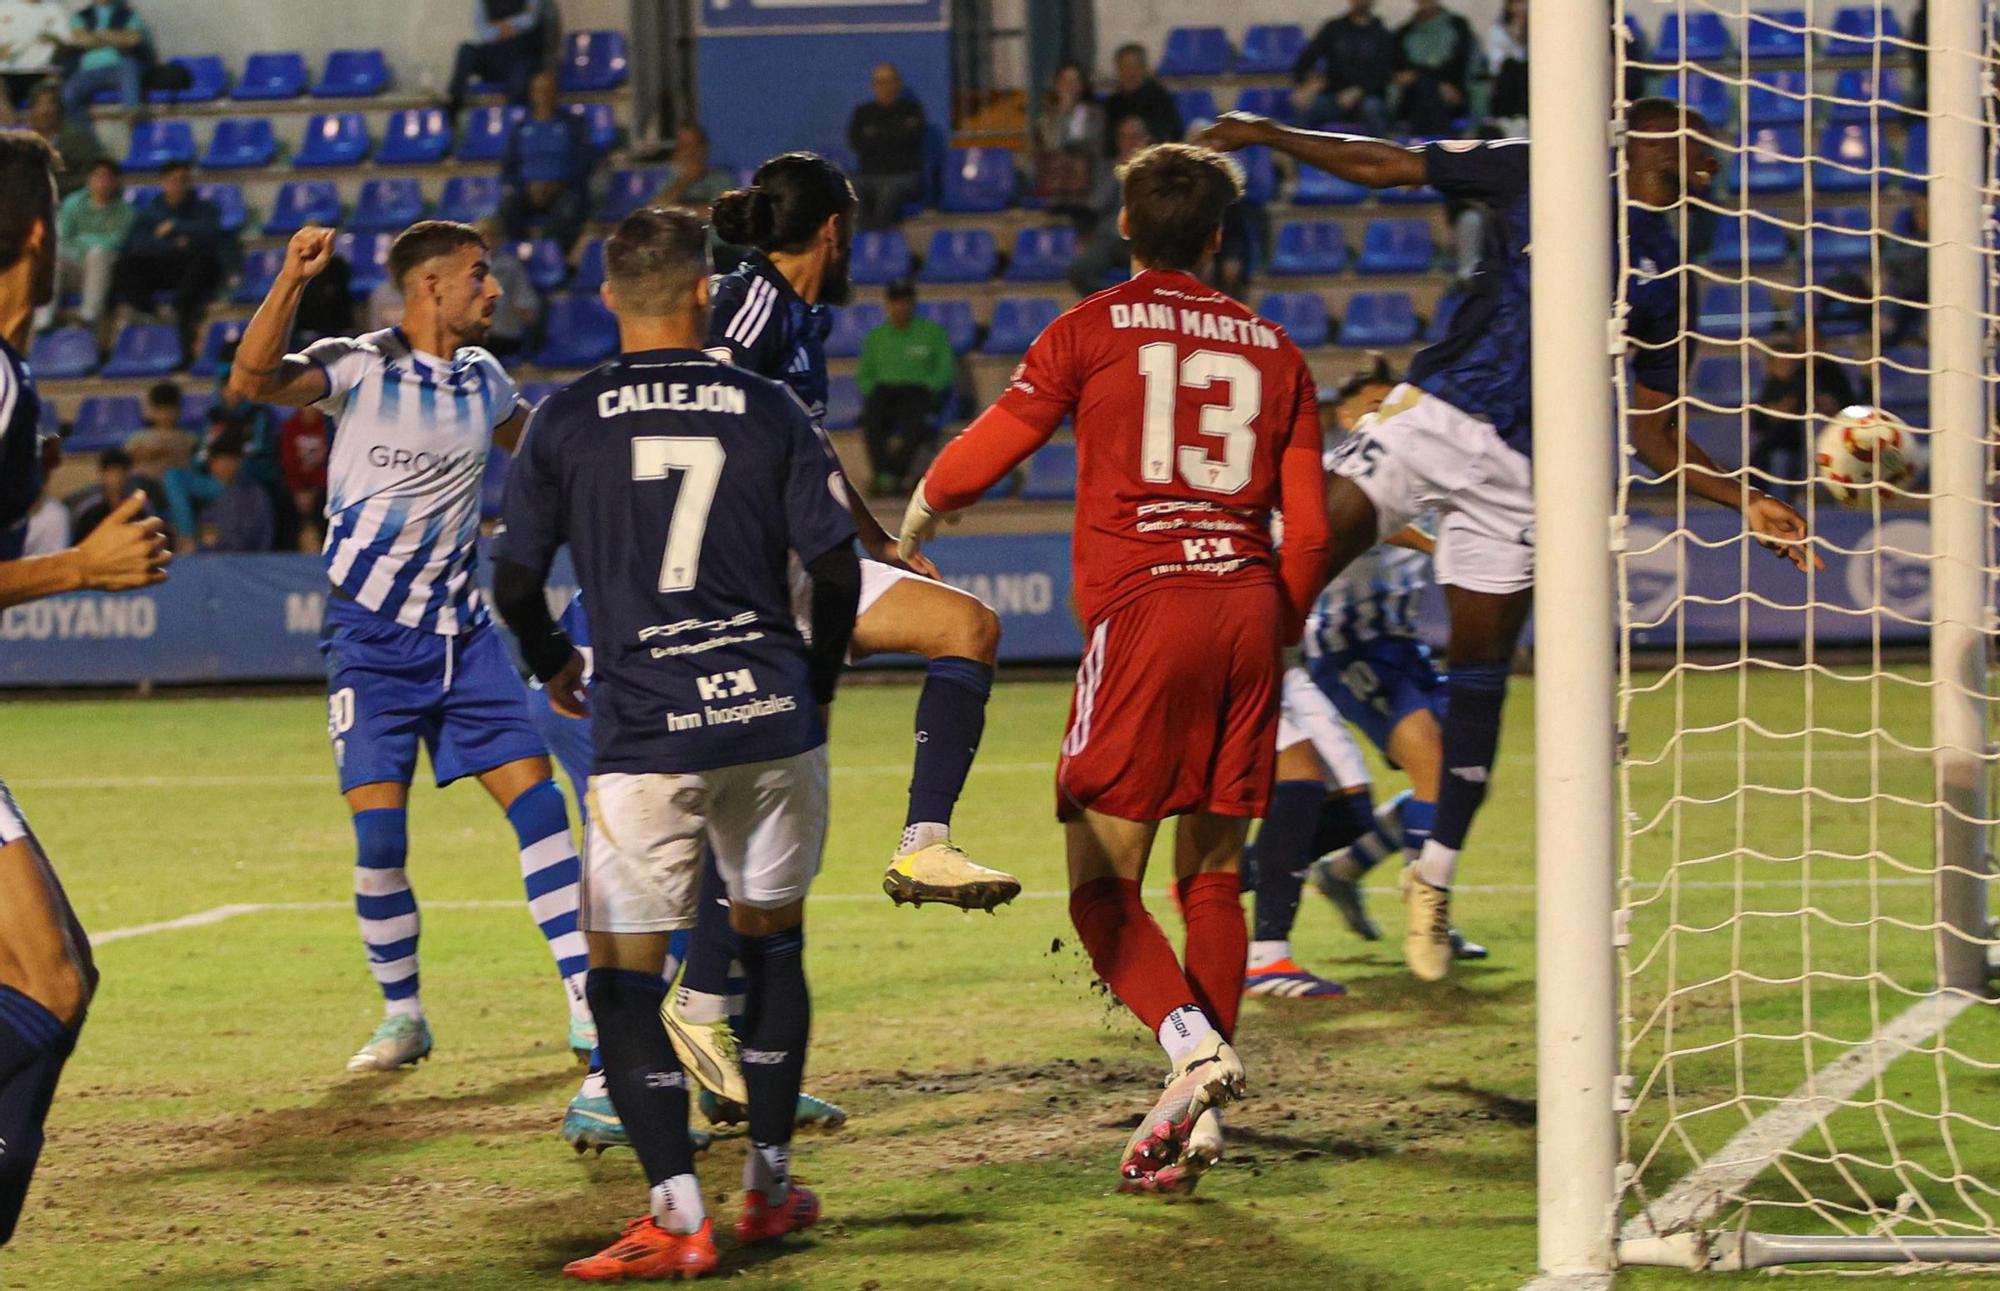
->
[729,899,804,938]
[938,596,1001,664]
[16,950,91,1029]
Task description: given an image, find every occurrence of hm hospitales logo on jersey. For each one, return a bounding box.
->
[667,668,797,733]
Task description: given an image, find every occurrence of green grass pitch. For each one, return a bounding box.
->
[1,674,1996,1289]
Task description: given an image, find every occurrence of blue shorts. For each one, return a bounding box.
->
[321,598,548,793]
[1306,636,1445,761]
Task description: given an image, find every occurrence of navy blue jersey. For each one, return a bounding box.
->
[1626,207,1693,398]
[0,339,45,559]
[495,349,856,776]
[706,251,832,423]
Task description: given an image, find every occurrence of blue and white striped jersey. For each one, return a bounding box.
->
[296,327,523,635]
[1307,441,1432,657]
[0,338,45,560]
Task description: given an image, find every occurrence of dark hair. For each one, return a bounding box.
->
[884,278,916,301]
[1336,354,1394,403]
[603,206,710,315]
[146,380,183,409]
[1050,60,1095,103]
[678,122,709,145]
[386,219,487,292]
[1114,42,1147,63]
[99,447,132,470]
[208,428,248,458]
[0,131,57,275]
[89,157,121,178]
[1117,143,1244,272]
[710,152,856,253]
[160,160,191,178]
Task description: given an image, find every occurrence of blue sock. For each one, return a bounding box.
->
[904,656,993,848]
[352,807,420,1014]
[676,849,740,1024]
[736,928,809,1167]
[1334,790,1408,876]
[1250,781,1332,945]
[506,781,590,1024]
[1400,796,1436,864]
[1421,661,1508,888]
[583,936,689,1080]
[587,969,695,1188]
[0,988,77,1247]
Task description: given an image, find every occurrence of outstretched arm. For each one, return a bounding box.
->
[1627,380,1820,571]
[227,227,338,408]
[1198,112,1428,189]
[899,403,1056,562]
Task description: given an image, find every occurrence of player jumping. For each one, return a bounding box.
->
[493,207,859,1282]
[1200,101,1818,977]
[901,143,1330,1192]
[0,131,173,1246]
[229,222,592,1071]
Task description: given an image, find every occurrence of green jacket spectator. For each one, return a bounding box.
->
[857,312,954,398]
[56,178,132,255]
[857,284,956,494]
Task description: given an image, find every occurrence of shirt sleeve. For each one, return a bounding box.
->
[992,309,1083,437]
[477,350,525,428]
[1421,139,1529,203]
[780,397,858,566]
[492,399,567,574]
[291,336,375,417]
[1274,362,1330,640]
[705,272,790,379]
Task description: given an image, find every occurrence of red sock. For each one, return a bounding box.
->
[1176,871,1248,1041]
[1068,877,1198,1033]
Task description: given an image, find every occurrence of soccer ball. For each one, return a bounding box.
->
[1816,406,1917,508]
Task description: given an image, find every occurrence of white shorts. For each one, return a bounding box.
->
[0,776,29,846]
[1275,667,1372,791]
[792,557,982,661]
[1334,384,1536,595]
[581,747,830,934]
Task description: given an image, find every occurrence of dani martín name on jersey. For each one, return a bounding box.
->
[595,381,749,418]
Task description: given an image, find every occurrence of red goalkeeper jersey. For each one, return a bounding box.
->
[925,269,1328,631]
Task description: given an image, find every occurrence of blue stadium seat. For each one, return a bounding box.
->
[124,183,159,209]
[1237,146,1276,205]
[178,389,217,430]
[1813,122,1887,194]
[1829,69,1911,124]
[101,324,183,378]
[351,178,426,233]
[263,180,341,235]
[1174,89,1219,128]
[916,300,977,355]
[1158,26,1231,76]
[1356,218,1435,274]
[559,30,629,91]
[822,375,861,432]
[1745,70,1808,127]
[1745,9,1807,59]
[567,102,619,155]
[1019,442,1078,501]
[600,168,667,221]
[1257,292,1331,347]
[67,397,143,454]
[981,297,1061,354]
[572,239,606,292]
[1824,6,1903,57]
[190,319,248,378]
[1654,12,1730,62]
[1743,126,1804,195]
[1878,350,1926,424]
[315,48,390,98]
[1004,227,1076,282]
[1426,291,1465,341]
[295,112,371,167]
[940,148,1016,213]
[1236,23,1307,74]
[1690,355,1757,407]
[479,446,509,522]
[233,51,308,101]
[437,174,503,224]
[1234,86,1295,124]
[199,183,246,234]
[1293,164,1369,206]
[457,106,524,163]
[823,303,884,359]
[536,295,618,368]
[1337,292,1418,346]
[514,239,569,293]
[201,117,276,170]
[334,231,395,295]
[1664,69,1733,128]
[29,327,96,380]
[1704,212,1790,267]
[851,230,913,286]
[150,54,228,104]
[234,248,284,303]
[918,229,998,284]
[1697,282,1786,337]
[377,108,451,165]
[1900,122,1927,190]
[1808,208,1876,272]
[124,120,195,171]
[1267,221,1348,276]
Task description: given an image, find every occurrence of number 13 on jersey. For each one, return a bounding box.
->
[1137,341,1262,496]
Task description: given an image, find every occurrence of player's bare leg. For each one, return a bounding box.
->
[479,755,593,1059]
[856,575,1020,911]
[1244,740,1349,998]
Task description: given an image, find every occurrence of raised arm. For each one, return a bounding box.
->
[1198,112,1428,190]
[227,227,338,407]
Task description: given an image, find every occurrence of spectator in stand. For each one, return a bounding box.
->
[1100,43,1182,156]
[447,0,549,116]
[39,155,130,336]
[125,380,194,482]
[1293,0,1397,131]
[1880,195,1928,348]
[499,69,595,251]
[278,404,329,550]
[1392,0,1477,134]
[856,279,956,494]
[54,0,148,120]
[1031,61,1104,211]
[199,429,273,553]
[71,446,168,542]
[474,215,541,359]
[26,83,105,196]
[652,123,734,212]
[164,360,288,551]
[113,161,223,360]
[1066,114,1151,296]
[1750,320,1856,503]
[848,62,928,231]
[0,0,68,109]
[1485,0,1529,132]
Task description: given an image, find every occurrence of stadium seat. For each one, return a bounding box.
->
[437,174,503,224]
[571,238,606,293]
[295,112,371,167]
[1900,122,1928,190]
[201,117,276,170]
[1174,89,1219,128]
[479,446,509,522]
[1745,9,1807,59]
[199,183,246,234]
[351,178,426,233]
[377,108,452,165]
[178,388,217,430]
[822,375,862,432]
[1653,12,1730,62]
[1236,23,1307,74]
[100,324,182,378]
[1690,355,1758,408]
[29,327,96,380]
[124,120,195,171]
[940,148,1016,214]
[1337,292,1418,346]
[1376,178,1440,206]
[601,168,667,221]
[1019,442,1078,501]
[917,300,977,355]
[1813,122,1887,194]
[1356,218,1435,274]
[190,319,248,378]
[559,30,629,91]
[514,239,569,293]
[315,48,390,98]
[1293,164,1369,206]
[1742,126,1804,195]
[263,180,342,235]
[1004,227,1076,282]
[981,297,1062,354]
[851,231,913,286]
[1267,221,1348,276]
[1234,87,1296,124]
[1664,69,1733,128]
[568,102,619,155]
[1824,6,1903,57]
[457,106,524,163]
[150,54,228,104]
[335,231,396,295]
[67,397,143,454]
[1704,212,1790,267]
[1807,208,1876,272]
[1745,70,1808,127]
[1829,69,1912,124]
[1425,291,1465,341]
[1237,146,1277,205]
[1257,292,1331,348]
[823,303,884,359]
[1697,281,1786,337]
[233,51,308,100]
[234,248,285,303]
[536,295,618,368]
[1158,26,1232,76]
[918,229,999,284]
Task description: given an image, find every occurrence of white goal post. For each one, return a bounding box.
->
[1531,0,1998,1281]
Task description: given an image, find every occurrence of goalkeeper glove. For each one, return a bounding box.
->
[897,482,958,564]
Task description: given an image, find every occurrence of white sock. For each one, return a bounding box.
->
[1415,839,1459,890]
[1157,1005,1216,1067]
[899,821,949,854]
[675,986,730,1025]
[649,1174,707,1235]
[1248,939,1291,970]
[745,1141,791,1203]
[578,1069,607,1100]
[384,996,424,1019]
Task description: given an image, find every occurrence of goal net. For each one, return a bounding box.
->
[1596,0,2000,1273]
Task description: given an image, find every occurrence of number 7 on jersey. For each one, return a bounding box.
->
[631,437,726,593]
